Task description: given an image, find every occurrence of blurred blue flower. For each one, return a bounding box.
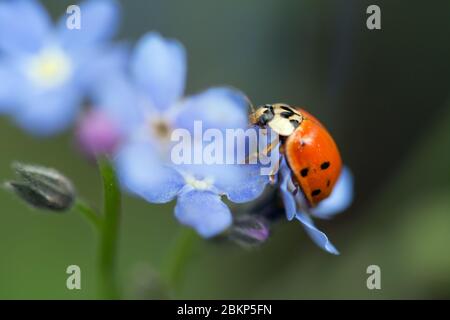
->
[279,159,354,255]
[102,32,267,237]
[116,143,267,237]
[0,0,123,135]
[93,32,248,148]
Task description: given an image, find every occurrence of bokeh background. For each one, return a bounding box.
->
[1,0,450,299]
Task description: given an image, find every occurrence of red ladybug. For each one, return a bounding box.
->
[250,103,342,207]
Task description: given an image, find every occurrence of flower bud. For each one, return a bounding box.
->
[228,215,270,248]
[4,162,76,212]
[75,110,121,159]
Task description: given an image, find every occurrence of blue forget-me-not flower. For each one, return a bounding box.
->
[96,32,268,237]
[92,32,249,150]
[117,148,267,237]
[0,0,122,135]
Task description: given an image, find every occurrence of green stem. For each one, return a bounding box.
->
[97,158,121,300]
[73,199,102,232]
[162,228,198,297]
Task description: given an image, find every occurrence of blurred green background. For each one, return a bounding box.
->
[1,0,450,299]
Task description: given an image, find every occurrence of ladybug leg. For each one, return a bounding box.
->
[243,139,279,164]
[268,154,283,184]
[291,178,300,195]
[268,159,279,184]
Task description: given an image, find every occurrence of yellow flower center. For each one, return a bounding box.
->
[185,175,213,190]
[26,47,73,89]
[152,119,171,139]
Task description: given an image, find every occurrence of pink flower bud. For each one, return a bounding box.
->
[76,110,121,158]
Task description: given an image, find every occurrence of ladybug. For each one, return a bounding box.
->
[249,103,342,207]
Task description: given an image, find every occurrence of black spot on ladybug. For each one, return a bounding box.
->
[321,161,330,170]
[290,120,300,129]
[311,189,321,197]
[300,168,309,177]
[280,110,295,118]
[327,179,331,187]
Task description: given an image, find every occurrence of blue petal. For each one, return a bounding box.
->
[91,70,143,136]
[279,162,297,221]
[131,32,186,111]
[295,212,339,255]
[0,62,23,113]
[213,164,269,203]
[175,190,232,238]
[58,0,120,49]
[311,166,354,219]
[115,142,184,203]
[0,0,51,54]
[11,88,81,136]
[173,156,268,204]
[74,44,128,92]
[281,188,297,221]
[174,87,249,133]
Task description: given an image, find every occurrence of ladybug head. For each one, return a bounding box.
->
[249,103,303,136]
[249,104,275,127]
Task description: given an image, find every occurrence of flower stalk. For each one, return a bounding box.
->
[97,158,122,300]
[73,199,102,231]
[5,161,123,298]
